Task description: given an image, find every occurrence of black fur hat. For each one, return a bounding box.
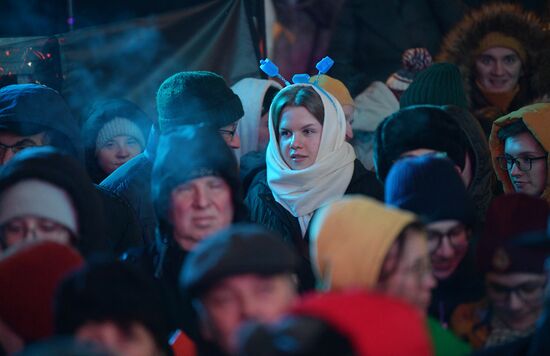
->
[373,105,468,182]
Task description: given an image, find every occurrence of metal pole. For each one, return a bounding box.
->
[67,0,75,31]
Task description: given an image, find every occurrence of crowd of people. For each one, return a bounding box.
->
[1,2,550,355]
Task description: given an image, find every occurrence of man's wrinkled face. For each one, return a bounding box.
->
[198,274,297,354]
[170,176,234,251]
[0,131,47,165]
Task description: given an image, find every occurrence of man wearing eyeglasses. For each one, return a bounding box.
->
[490,103,550,201]
[0,84,82,164]
[450,194,550,350]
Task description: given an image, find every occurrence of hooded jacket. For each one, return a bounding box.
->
[0,83,82,160]
[82,99,151,183]
[442,105,494,222]
[489,103,550,204]
[438,3,550,136]
[0,147,108,257]
[131,127,246,342]
[231,78,282,158]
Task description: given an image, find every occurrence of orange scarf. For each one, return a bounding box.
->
[476,82,519,113]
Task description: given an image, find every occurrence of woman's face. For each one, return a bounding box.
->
[97,135,143,175]
[475,47,522,93]
[377,230,436,312]
[278,106,323,170]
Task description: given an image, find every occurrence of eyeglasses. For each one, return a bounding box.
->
[0,218,72,249]
[427,224,468,253]
[496,155,547,172]
[0,141,38,159]
[486,279,547,303]
[402,257,433,282]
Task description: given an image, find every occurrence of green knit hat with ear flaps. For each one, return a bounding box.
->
[156,71,244,133]
[399,63,468,109]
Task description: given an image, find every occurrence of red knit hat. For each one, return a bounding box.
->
[477,193,550,274]
[291,291,433,356]
[0,241,84,342]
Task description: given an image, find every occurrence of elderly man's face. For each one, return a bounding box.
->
[198,274,297,354]
[170,176,233,251]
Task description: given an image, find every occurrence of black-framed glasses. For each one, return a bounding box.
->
[0,142,37,159]
[496,155,547,172]
[427,223,468,253]
[486,279,547,303]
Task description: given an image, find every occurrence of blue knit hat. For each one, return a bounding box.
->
[385,155,475,226]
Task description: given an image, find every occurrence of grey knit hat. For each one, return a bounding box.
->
[156,71,244,133]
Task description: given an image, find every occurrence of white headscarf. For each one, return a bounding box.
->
[266,84,356,236]
[231,78,282,158]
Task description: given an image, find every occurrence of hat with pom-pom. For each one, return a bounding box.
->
[386,48,433,92]
[399,62,468,109]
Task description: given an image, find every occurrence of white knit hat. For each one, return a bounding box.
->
[95,117,146,151]
[0,179,78,234]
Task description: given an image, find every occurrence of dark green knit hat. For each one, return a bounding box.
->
[156,71,244,133]
[399,63,468,109]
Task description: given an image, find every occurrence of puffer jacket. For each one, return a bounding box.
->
[101,127,158,244]
[245,160,383,291]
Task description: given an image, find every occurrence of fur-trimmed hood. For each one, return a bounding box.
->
[438,4,550,114]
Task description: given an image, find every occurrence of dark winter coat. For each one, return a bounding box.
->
[245,160,383,291]
[438,3,550,136]
[442,105,494,222]
[328,0,465,96]
[428,238,485,329]
[100,127,158,245]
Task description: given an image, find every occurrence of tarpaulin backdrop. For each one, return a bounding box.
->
[0,0,261,121]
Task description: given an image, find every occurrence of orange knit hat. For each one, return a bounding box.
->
[476,32,527,62]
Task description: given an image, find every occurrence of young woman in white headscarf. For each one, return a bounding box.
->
[245,83,383,291]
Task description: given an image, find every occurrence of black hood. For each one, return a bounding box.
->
[152,125,246,234]
[82,98,152,183]
[0,83,82,160]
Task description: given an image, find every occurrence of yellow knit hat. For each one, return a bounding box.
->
[309,74,354,107]
[310,196,418,291]
[476,32,527,63]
